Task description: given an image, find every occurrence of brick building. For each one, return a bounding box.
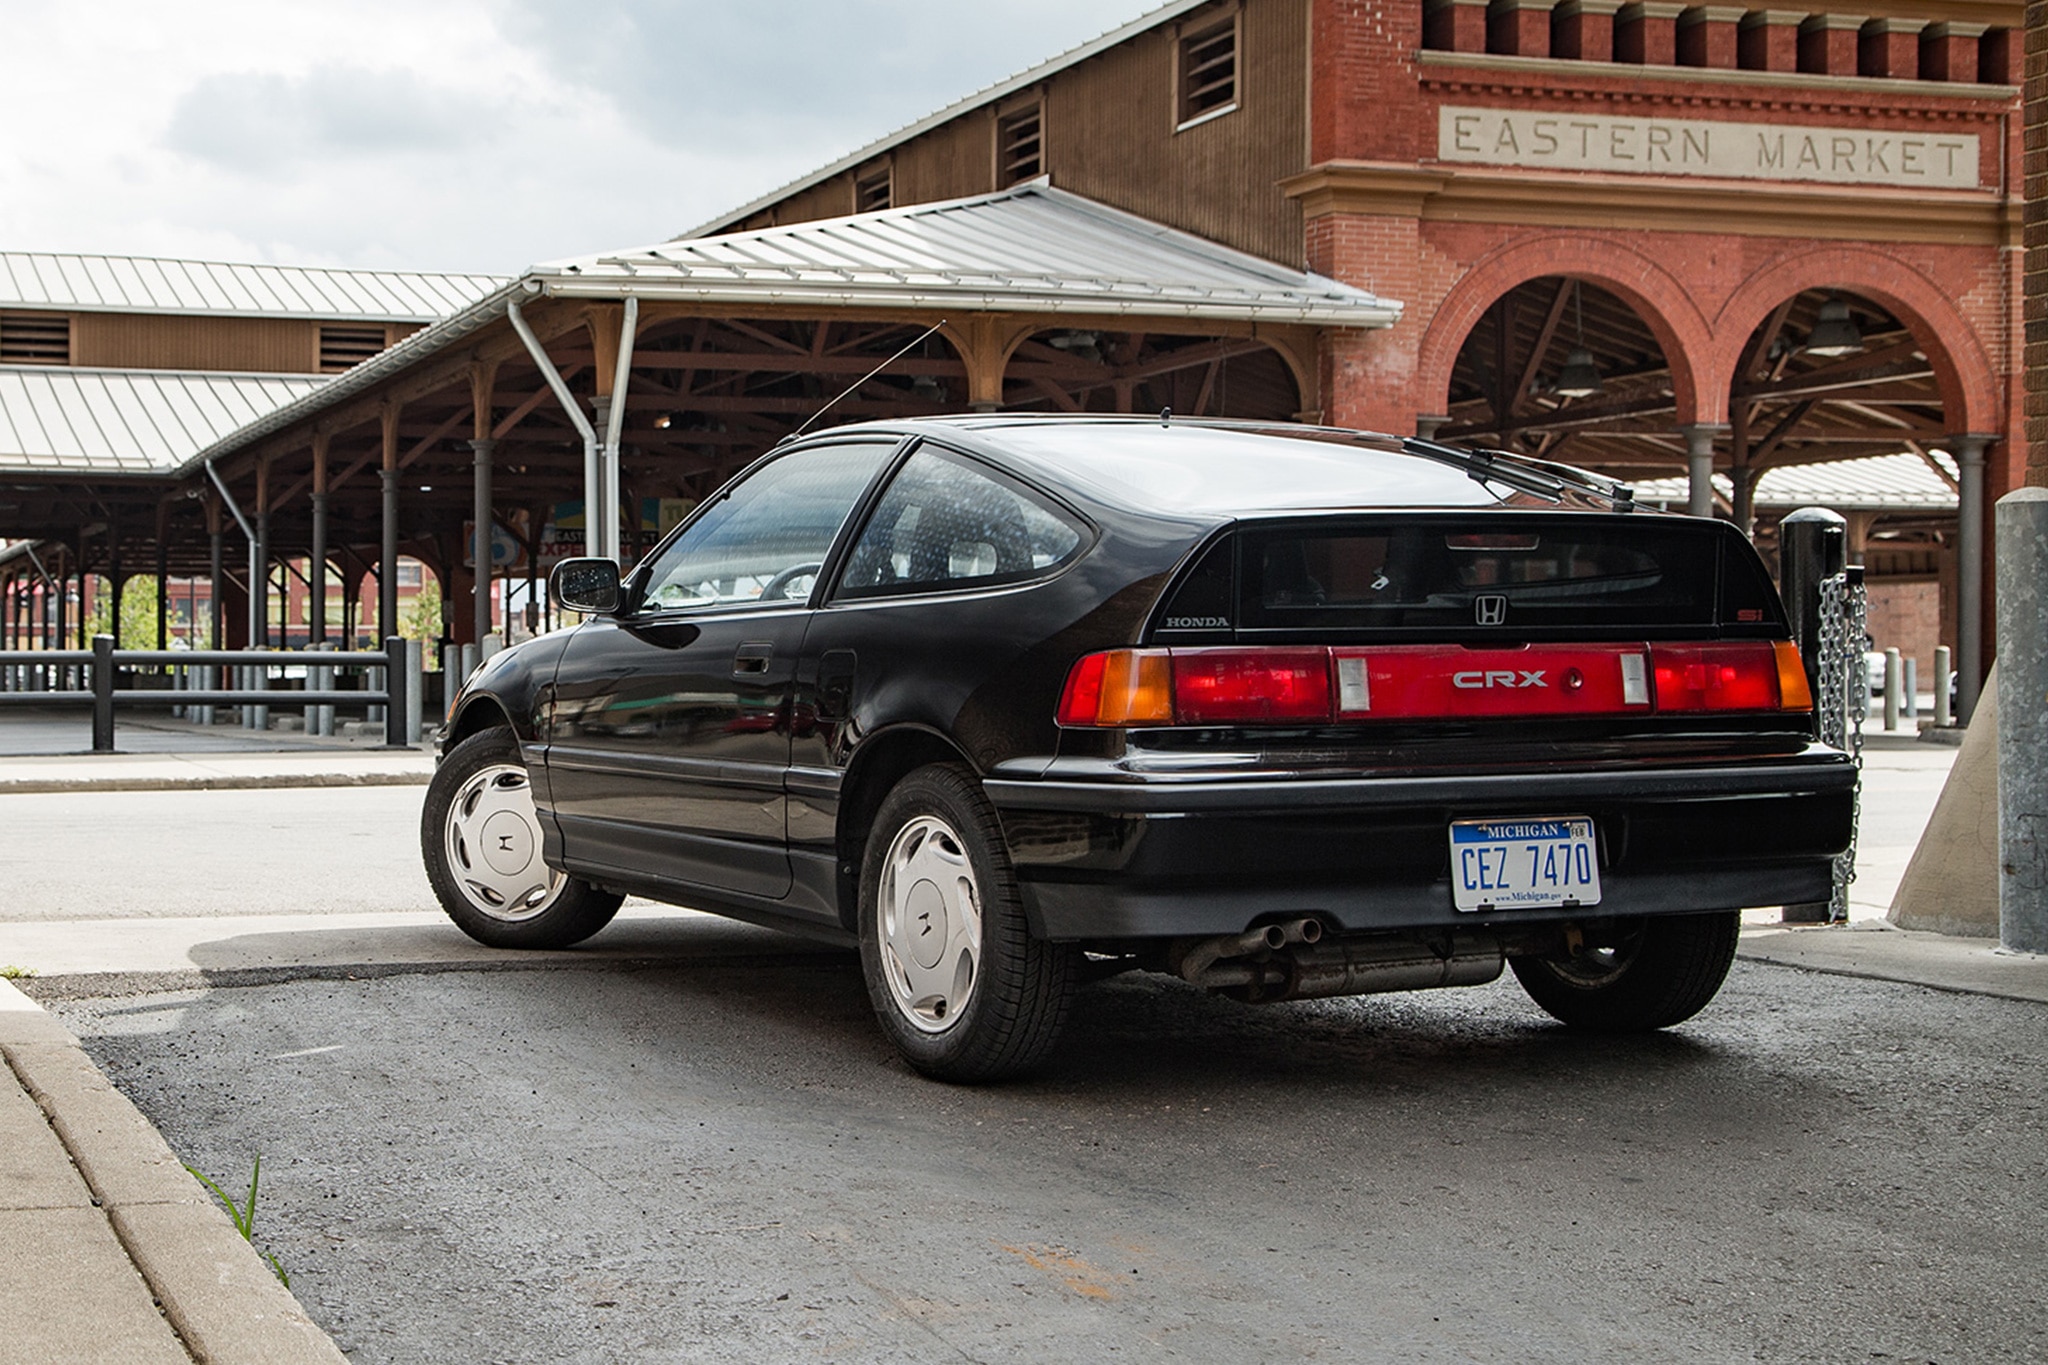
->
[708,0,2022,710]
[0,0,2024,713]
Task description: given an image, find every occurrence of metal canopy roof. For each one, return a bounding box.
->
[166,184,1401,477]
[1636,450,1960,513]
[0,252,505,321]
[537,183,1402,326]
[0,366,329,474]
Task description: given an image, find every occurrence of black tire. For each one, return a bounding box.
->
[1509,912,1739,1032]
[857,763,1078,1082]
[422,727,622,949]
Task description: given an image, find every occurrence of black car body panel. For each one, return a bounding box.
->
[442,416,1853,951]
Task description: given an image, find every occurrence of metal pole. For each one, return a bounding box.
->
[506,296,604,560]
[384,635,409,748]
[405,637,424,746]
[1883,646,1902,732]
[310,492,328,646]
[602,296,639,564]
[90,633,114,753]
[380,469,400,648]
[1778,507,1847,694]
[1934,645,1953,728]
[1952,434,1987,725]
[471,438,495,647]
[1996,487,2048,951]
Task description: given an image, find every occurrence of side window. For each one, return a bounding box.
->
[637,441,894,612]
[835,448,1085,600]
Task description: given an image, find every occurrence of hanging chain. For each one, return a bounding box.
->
[1814,569,1866,922]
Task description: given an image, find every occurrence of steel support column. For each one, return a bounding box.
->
[1951,434,1990,724]
[1680,425,1727,519]
[380,403,401,644]
[310,430,329,646]
[471,437,496,647]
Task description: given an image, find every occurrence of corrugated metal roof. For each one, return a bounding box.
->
[688,0,1213,238]
[539,183,1400,326]
[0,253,506,321]
[1635,451,1960,512]
[0,367,329,474]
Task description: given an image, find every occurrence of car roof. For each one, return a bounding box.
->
[808,415,1518,518]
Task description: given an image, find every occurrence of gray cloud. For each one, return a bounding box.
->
[490,0,1160,159]
[165,65,504,174]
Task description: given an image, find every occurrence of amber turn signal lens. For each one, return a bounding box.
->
[1773,639,1814,711]
[1056,650,1174,726]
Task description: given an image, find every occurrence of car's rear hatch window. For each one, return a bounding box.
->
[1156,513,1782,643]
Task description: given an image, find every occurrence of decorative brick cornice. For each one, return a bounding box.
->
[1415,50,2020,110]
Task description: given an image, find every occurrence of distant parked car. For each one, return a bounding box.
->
[422,417,1855,1081]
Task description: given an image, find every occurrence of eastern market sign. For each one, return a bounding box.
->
[1438,106,1980,190]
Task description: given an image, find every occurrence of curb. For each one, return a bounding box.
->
[0,771,431,796]
[0,981,347,1364]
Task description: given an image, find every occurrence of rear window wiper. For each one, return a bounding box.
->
[1398,435,1636,512]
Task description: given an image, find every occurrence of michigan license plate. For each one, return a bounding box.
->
[1449,818,1602,912]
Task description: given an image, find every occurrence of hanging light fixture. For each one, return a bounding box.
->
[1803,296,1865,358]
[1553,281,1604,399]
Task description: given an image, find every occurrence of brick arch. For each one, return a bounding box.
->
[1709,248,2000,437]
[1416,235,1716,426]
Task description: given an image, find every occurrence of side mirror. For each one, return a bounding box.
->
[550,558,621,615]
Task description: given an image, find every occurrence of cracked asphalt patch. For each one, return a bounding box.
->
[37,949,2048,1364]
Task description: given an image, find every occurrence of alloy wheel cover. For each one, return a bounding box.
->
[444,763,566,921]
[877,815,983,1033]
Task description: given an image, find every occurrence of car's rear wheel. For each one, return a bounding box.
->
[422,726,622,949]
[858,764,1077,1082]
[1509,911,1739,1031]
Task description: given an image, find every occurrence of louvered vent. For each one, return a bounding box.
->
[855,165,892,214]
[1179,19,1238,125]
[0,312,70,365]
[319,325,387,373]
[997,104,1043,186]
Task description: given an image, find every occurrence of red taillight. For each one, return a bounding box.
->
[1172,649,1331,723]
[1056,640,1808,726]
[1648,643,1785,712]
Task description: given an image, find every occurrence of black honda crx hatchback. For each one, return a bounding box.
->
[423,416,1853,1081]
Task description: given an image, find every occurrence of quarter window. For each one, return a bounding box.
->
[836,448,1084,600]
[637,441,895,612]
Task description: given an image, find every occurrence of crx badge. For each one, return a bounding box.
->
[1474,594,1508,626]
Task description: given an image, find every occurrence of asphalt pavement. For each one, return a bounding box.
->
[0,720,2042,1362]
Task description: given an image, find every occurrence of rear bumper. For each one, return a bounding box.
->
[985,758,1856,941]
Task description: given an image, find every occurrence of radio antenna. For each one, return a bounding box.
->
[790,319,949,439]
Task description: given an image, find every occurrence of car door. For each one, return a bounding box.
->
[545,438,900,902]
[788,443,1094,878]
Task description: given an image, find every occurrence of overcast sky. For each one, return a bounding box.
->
[0,0,1163,276]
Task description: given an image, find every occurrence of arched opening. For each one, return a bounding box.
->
[1722,289,1947,530]
[998,330,1301,419]
[1720,288,1956,695]
[1440,276,1679,480]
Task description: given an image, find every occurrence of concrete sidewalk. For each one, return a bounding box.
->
[0,749,434,795]
[0,979,346,1364]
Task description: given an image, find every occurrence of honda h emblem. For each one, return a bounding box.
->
[1474,594,1508,626]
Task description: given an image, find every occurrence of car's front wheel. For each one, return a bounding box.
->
[858,764,1078,1082]
[1509,911,1739,1031]
[422,727,622,949]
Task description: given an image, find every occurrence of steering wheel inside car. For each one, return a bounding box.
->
[760,562,823,602]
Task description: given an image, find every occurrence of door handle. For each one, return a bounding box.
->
[733,642,774,676]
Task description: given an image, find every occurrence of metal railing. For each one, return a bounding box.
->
[0,635,415,751]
